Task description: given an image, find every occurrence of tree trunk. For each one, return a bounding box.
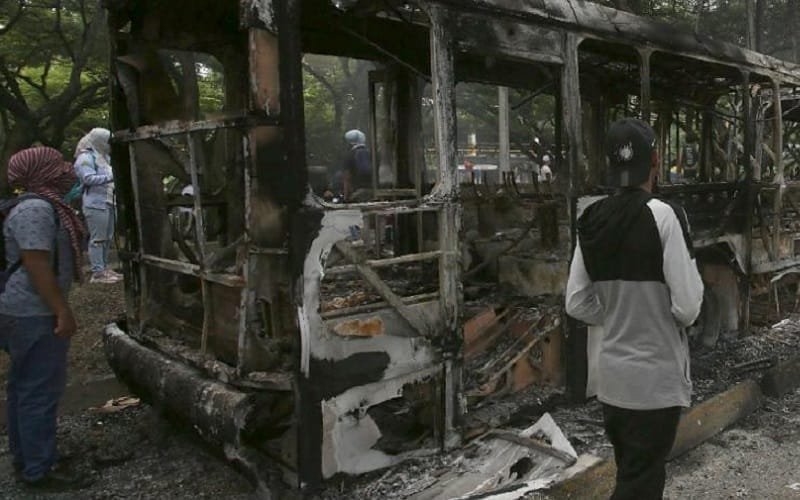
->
[745,0,757,51]
[790,0,799,62]
[755,0,764,52]
[0,119,39,193]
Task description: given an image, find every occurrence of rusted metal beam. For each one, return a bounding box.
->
[772,80,785,259]
[700,109,713,183]
[563,32,588,403]
[112,114,280,143]
[141,255,245,288]
[498,86,511,173]
[236,134,253,376]
[315,197,433,212]
[333,241,430,336]
[320,292,440,320]
[426,4,463,450]
[638,48,652,122]
[325,250,442,275]
[186,133,214,355]
[742,71,756,332]
[426,4,458,199]
[127,143,149,326]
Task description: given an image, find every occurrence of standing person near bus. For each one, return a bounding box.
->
[566,118,703,499]
[74,128,121,284]
[341,129,372,201]
[0,147,90,490]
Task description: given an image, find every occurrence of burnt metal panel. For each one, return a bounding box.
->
[452,11,563,65]
[423,0,800,84]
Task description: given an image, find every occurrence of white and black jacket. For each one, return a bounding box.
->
[566,189,704,409]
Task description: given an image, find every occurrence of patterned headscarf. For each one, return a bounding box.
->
[8,147,87,280]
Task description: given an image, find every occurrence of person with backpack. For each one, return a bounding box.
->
[341,129,372,201]
[0,147,90,490]
[74,128,120,284]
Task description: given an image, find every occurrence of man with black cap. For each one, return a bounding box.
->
[565,118,703,499]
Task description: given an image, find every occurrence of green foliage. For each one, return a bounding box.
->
[0,0,108,162]
[303,55,373,167]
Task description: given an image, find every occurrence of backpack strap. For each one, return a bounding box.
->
[2,194,61,278]
[79,151,98,194]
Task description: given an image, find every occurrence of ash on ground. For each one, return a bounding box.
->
[317,315,800,499]
[0,404,256,500]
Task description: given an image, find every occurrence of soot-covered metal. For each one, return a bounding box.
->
[101,0,800,495]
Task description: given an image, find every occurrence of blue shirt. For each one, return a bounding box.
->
[75,150,114,210]
[0,199,74,317]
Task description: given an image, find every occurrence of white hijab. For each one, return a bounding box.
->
[75,128,111,168]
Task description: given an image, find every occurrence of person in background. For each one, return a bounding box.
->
[342,129,372,201]
[669,163,682,184]
[521,142,541,185]
[74,128,120,284]
[679,131,699,182]
[0,147,89,490]
[566,118,703,500]
[538,154,553,184]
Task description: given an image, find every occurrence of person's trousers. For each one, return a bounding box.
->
[0,314,69,481]
[84,206,115,274]
[602,403,682,500]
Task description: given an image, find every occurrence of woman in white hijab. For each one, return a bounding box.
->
[74,128,121,284]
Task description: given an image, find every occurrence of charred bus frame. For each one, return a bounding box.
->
[103,0,800,490]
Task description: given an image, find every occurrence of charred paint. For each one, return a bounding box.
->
[332,317,385,338]
[310,352,391,400]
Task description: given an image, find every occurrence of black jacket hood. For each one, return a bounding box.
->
[577,189,654,259]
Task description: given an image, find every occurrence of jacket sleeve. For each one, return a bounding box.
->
[75,153,112,186]
[565,240,604,326]
[651,200,704,327]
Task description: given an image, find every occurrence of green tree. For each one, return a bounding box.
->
[0,0,108,173]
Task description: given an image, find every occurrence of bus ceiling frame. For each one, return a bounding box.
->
[102,0,800,491]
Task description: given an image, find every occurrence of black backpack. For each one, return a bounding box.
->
[0,193,56,294]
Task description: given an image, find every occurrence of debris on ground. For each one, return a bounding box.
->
[0,405,256,500]
[89,396,141,414]
[316,413,599,500]
[3,281,800,498]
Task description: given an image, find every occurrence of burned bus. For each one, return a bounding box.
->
[102,0,800,491]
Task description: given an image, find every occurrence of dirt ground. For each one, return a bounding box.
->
[0,404,258,499]
[0,279,123,393]
[2,281,800,498]
[0,281,261,499]
[665,388,800,500]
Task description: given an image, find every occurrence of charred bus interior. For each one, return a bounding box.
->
[102,0,800,493]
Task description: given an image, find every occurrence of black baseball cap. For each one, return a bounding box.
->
[605,118,657,187]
